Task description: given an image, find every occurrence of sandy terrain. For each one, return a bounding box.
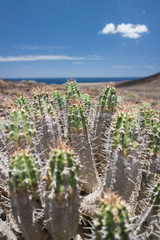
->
[0,72,160,118]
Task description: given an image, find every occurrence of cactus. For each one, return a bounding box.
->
[0,80,160,239]
[68,103,100,193]
[93,192,130,240]
[66,79,81,103]
[8,151,47,240]
[92,86,118,179]
[44,147,79,240]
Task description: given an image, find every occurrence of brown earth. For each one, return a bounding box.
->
[0,72,160,119]
[115,72,160,108]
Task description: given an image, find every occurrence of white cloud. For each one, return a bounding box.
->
[0,55,83,62]
[100,23,148,39]
[117,23,148,38]
[0,55,106,62]
[100,23,116,34]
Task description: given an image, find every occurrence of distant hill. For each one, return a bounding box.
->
[115,72,160,88]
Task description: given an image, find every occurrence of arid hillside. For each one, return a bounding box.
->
[115,72,160,88]
[115,72,160,107]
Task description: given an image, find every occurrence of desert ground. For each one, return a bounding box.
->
[0,72,160,119]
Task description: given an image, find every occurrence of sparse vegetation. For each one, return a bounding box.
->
[0,79,160,239]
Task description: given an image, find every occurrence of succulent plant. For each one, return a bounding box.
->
[0,80,160,239]
[93,192,130,240]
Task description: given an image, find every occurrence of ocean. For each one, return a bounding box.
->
[6,77,138,85]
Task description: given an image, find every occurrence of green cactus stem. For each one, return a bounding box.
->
[68,104,87,136]
[153,178,160,211]
[81,93,91,115]
[15,93,60,159]
[52,91,66,112]
[46,147,78,196]
[93,192,131,240]
[6,110,34,151]
[9,151,39,196]
[68,104,100,193]
[66,79,81,103]
[104,111,143,201]
[9,151,48,240]
[92,86,118,179]
[32,92,50,116]
[15,96,32,115]
[133,176,160,239]
[44,147,79,240]
[51,91,67,138]
[98,86,117,114]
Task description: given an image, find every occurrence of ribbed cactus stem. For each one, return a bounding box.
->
[41,94,50,114]
[52,91,66,111]
[104,112,142,201]
[112,113,124,150]
[46,147,78,194]
[156,131,160,155]
[68,104,100,193]
[93,192,131,240]
[51,91,67,138]
[32,92,50,116]
[122,113,131,154]
[153,179,160,210]
[20,110,34,144]
[44,147,79,240]
[5,110,34,152]
[9,152,39,194]
[139,105,160,162]
[66,80,81,103]
[68,104,87,135]
[146,122,160,176]
[134,107,160,217]
[8,110,19,144]
[9,151,47,240]
[81,93,91,115]
[140,103,155,130]
[23,93,61,159]
[15,96,32,115]
[98,86,117,114]
[92,86,118,179]
[133,176,160,238]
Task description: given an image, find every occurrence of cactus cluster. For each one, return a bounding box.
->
[0,79,160,239]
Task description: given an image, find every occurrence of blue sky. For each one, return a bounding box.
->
[0,0,160,78]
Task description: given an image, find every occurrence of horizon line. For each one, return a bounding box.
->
[1,76,141,79]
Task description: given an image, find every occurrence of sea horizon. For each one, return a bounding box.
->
[4,77,139,85]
